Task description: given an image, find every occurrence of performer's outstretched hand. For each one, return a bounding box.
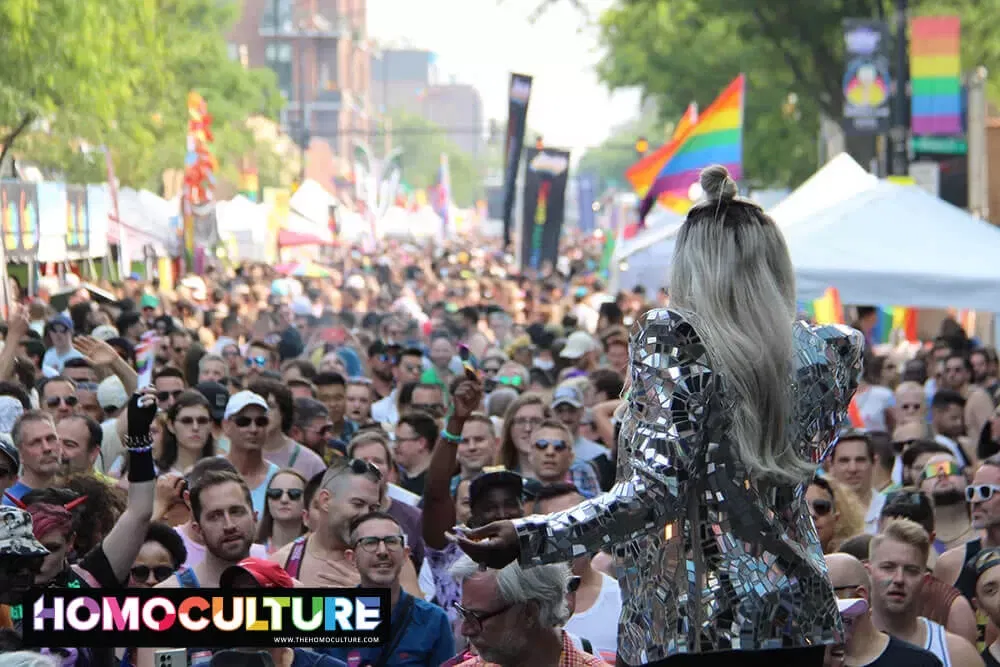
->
[451,520,519,569]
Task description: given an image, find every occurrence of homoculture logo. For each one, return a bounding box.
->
[22,588,389,648]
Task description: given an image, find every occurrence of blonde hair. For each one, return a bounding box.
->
[669,165,806,484]
[870,517,931,563]
[815,475,866,551]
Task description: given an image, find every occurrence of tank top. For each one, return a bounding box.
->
[922,618,952,667]
[284,535,309,579]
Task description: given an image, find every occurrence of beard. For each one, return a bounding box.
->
[932,489,966,507]
[207,531,252,563]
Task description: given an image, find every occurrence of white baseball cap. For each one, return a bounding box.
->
[223,391,269,420]
[97,376,129,411]
[560,331,600,359]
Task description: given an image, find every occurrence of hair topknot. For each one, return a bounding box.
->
[699,164,737,201]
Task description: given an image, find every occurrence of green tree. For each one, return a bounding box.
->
[577,106,666,191]
[388,109,483,207]
[594,0,1000,188]
[3,0,284,191]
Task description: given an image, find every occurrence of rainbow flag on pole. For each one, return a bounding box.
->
[627,75,745,222]
[910,16,962,136]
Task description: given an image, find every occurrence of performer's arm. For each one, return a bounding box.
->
[513,308,715,566]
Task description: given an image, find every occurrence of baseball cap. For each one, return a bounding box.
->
[46,315,73,333]
[560,331,599,359]
[469,467,524,507]
[0,506,50,558]
[140,294,160,309]
[91,325,119,341]
[219,558,295,589]
[0,434,19,471]
[97,376,129,411]
[551,385,585,410]
[196,381,231,421]
[223,391,269,420]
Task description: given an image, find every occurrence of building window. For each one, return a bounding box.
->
[261,0,293,32]
[318,43,338,91]
[315,110,340,138]
[265,42,293,100]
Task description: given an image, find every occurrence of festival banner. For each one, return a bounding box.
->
[65,185,90,257]
[502,73,533,250]
[910,16,962,136]
[0,182,39,262]
[842,20,892,134]
[520,147,570,272]
[576,174,596,234]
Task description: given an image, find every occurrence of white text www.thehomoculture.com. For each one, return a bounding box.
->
[273,635,383,645]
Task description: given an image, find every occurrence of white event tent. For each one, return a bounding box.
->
[610,208,684,291]
[768,153,878,230]
[785,180,1000,311]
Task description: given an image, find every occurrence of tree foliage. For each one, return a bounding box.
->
[0,0,285,191]
[595,0,1000,188]
[577,107,666,191]
[388,109,483,207]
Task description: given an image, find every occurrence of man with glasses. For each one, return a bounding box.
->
[3,411,61,506]
[153,367,186,413]
[222,391,279,515]
[271,457,425,593]
[550,385,608,464]
[39,376,79,422]
[168,329,192,369]
[323,512,454,667]
[41,315,83,373]
[919,455,976,553]
[367,341,400,401]
[244,340,278,380]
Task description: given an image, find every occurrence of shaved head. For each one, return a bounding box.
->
[825,553,871,593]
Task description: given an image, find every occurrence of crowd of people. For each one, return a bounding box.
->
[0,226,998,667]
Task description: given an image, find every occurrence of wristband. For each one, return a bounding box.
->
[127,447,156,483]
[441,429,462,444]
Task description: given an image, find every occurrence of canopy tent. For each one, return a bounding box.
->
[115,189,177,261]
[785,180,1000,311]
[610,208,685,292]
[278,211,335,247]
[216,195,269,262]
[289,179,338,226]
[769,153,877,229]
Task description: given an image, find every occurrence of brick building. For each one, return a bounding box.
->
[227,0,371,174]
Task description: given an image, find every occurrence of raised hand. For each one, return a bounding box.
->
[74,336,120,366]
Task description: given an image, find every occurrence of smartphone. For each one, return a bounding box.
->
[153,648,188,667]
[458,344,479,378]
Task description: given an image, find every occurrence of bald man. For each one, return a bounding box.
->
[894,382,928,426]
[825,553,943,667]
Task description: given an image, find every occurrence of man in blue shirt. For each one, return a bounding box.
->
[323,511,454,666]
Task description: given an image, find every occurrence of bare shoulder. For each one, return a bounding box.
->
[945,629,984,666]
[934,545,967,585]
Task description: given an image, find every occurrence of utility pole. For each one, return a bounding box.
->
[968,66,990,220]
[889,0,910,176]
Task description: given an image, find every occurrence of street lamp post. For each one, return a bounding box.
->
[889,0,910,177]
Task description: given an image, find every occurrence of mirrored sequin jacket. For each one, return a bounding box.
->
[513,308,864,665]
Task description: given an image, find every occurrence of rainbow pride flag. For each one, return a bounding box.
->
[910,16,962,136]
[672,103,698,141]
[628,75,745,222]
[872,307,918,343]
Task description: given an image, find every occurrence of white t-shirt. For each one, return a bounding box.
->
[565,573,622,663]
[371,390,399,426]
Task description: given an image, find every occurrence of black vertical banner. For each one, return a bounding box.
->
[502,73,532,251]
[520,147,570,273]
[842,19,891,134]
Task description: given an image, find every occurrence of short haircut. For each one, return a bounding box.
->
[282,359,317,380]
[870,517,931,564]
[589,368,624,399]
[63,357,94,371]
[58,414,103,452]
[247,340,277,362]
[348,510,403,543]
[901,440,952,469]
[38,376,76,397]
[880,488,935,535]
[314,372,346,388]
[869,431,894,472]
[348,431,393,466]
[397,410,438,449]
[185,455,238,487]
[249,379,294,434]
[153,367,185,384]
[303,471,325,509]
[189,469,253,523]
[463,412,496,437]
[400,347,424,361]
[144,521,188,569]
[198,354,226,371]
[931,389,965,411]
[12,410,55,449]
[319,456,381,493]
[531,418,574,444]
[292,397,329,430]
[838,534,874,563]
[287,379,317,396]
[832,431,874,461]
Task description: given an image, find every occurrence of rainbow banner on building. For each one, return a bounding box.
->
[910,16,962,136]
[627,75,745,222]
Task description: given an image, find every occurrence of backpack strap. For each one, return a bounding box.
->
[176,567,200,588]
[288,444,301,468]
[284,535,308,578]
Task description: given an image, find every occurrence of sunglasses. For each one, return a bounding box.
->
[46,395,78,408]
[967,484,1000,503]
[899,403,922,412]
[922,460,963,480]
[130,565,174,582]
[245,356,268,368]
[232,415,269,428]
[266,487,304,501]
[354,535,405,553]
[453,602,514,633]
[49,326,69,334]
[75,382,99,392]
[177,416,211,427]
[809,499,833,517]
[329,457,383,481]
[497,376,523,387]
[534,439,568,452]
[156,390,184,403]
